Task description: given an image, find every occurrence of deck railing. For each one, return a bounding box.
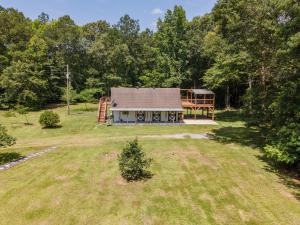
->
[181,98,214,105]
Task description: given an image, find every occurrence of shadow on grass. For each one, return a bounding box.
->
[71,107,98,115]
[281,174,300,200]
[212,115,300,201]
[215,110,246,123]
[124,172,153,183]
[42,125,62,129]
[0,152,23,165]
[259,155,300,200]
[212,126,266,149]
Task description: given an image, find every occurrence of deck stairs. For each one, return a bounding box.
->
[98,97,109,123]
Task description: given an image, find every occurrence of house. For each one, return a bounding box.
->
[109,87,183,123]
[97,87,215,124]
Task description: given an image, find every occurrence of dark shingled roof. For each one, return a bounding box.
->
[110,87,183,111]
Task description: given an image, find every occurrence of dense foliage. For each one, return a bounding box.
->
[0,124,16,147]
[0,1,299,168]
[39,110,60,128]
[118,139,152,181]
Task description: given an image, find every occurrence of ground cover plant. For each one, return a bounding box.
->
[0,104,299,225]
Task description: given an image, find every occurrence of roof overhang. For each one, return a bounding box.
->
[110,108,183,112]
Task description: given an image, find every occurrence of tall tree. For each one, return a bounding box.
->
[185,14,213,88]
[143,6,189,87]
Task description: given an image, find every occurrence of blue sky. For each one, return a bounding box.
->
[0,0,217,30]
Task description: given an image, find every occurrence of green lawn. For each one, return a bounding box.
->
[0,104,299,225]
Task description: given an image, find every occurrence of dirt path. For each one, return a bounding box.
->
[0,146,57,171]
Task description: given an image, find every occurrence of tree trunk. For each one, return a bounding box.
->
[225,85,230,110]
[248,76,253,114]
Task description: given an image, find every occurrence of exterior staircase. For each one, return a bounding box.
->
[98,97,108,123]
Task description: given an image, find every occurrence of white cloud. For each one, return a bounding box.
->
[151,8,163,15]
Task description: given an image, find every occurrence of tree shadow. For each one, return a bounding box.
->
[212,125,300,201]
[72,107,98,114]
[258,155,300,200]
[41,104,66,110]
[0,152,23,165]
[41,125,62,129]
[124,172,153,183]
[215,110,246,123]
[212,126,266,149]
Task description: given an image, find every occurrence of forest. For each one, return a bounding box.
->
[0,0,299,170]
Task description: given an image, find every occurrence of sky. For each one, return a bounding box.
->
[0,0,217,30]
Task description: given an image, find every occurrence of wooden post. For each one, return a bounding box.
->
[186,90,188,101]
[66,64,71,115]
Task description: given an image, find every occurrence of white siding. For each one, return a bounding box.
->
[113,111,120,122]
[118,111,136,122]
[145,112,152,122]
[112,111,180,123]
[161,112,168,122]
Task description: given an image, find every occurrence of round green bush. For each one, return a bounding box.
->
[39,110,60,128]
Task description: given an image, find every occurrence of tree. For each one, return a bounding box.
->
[118,139,152,181]
[0,7,33,108]
[204,0,300,168]
[184,15,213,88]
[152,5,189,87]
[43,15,86,91]
[38,12,49,24]
[0,35,52,108]
[76,88,100,110]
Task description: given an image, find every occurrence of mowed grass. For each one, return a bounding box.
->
[0,104,300,225]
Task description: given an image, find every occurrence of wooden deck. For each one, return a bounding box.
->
[181,89,215,120]
[181,100,214,108]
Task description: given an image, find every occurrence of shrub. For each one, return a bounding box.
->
[0,124,16,148]
[118,139,152,181]
[0,152,22,165]
[39,110,60,128]
[264,123,300,167]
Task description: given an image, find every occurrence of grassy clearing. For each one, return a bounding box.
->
[0,104,300,225]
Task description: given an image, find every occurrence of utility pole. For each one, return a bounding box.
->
[66,64,71,115]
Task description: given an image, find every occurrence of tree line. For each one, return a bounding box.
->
[0,1,299,169]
